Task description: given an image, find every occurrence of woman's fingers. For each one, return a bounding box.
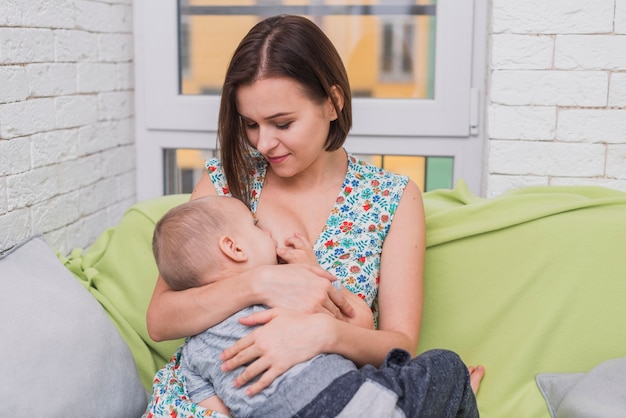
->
[243,367,283,396]
[312,264,336,281]
[327,283,355,319]
[220,333,255,364]
[238,308,279,327]
[222,310,330,395]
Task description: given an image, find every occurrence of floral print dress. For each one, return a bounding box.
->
[143,151,408,418]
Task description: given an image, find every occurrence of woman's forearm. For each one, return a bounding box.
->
[146,273,258,341]
[325,319,415,368]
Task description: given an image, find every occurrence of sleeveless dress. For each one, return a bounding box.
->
[142,151,408,418]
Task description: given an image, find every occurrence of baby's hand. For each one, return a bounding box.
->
[277,233,318,266]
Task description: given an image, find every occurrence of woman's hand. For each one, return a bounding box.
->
[220,308,332,396]
[255,263,354,320]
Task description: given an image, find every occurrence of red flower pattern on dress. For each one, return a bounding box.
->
[340,221,353,232]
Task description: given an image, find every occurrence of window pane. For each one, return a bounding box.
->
[164,149,452,194]
[356,154,452,192]
[425,156,453,191]
[178,0,436,99]
[164,149,216,194]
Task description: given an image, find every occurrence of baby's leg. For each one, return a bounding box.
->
[197,394,231,416]
[295,348,479,418]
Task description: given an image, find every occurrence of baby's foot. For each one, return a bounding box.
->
[468,365,485,395]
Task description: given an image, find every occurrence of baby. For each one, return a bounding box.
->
[152,195,478,417]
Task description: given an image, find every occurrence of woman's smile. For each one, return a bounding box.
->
[266,154,289,165]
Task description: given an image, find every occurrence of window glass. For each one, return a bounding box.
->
[166,149,452,194]
[134,0,483,200]
[178,0,436,99]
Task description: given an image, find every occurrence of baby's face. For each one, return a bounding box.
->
[230,200,278,266]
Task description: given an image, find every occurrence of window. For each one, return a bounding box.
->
[133,0,485,199]
[380,18,416,85]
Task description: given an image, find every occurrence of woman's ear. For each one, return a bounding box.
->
[328,85,344,121]
[218,235,248,263]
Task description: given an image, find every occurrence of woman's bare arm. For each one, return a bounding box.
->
[147,271,258,341]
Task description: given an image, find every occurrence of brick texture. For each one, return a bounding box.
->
[488,0,626,196]
[0,0,135,254]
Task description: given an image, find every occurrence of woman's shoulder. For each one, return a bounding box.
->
[205,153,266,173]
[346,153,409,189]
[205,153,266,197]
[205,157,222,171]
[204,158,228,196]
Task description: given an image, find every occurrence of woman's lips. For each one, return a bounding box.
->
[267,154,288,164]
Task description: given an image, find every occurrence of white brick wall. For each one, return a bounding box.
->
[487,0,626,196]
[2,0,626,252]
[0,0,135,254]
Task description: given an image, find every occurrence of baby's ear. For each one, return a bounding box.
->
[218,235,248,263]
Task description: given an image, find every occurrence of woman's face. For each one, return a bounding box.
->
[235,77,337,178]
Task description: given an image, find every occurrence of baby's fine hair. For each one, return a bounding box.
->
[152,196,230,291]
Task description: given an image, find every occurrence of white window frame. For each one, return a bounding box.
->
[133,0,487,200]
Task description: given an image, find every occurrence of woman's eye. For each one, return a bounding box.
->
[276,122,291,130]
[246,123,258,129]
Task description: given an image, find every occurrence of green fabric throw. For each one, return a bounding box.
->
[59,181,626,417]
[419,180,626,417]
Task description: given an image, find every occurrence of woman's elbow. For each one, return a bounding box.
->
[146,305,168,342]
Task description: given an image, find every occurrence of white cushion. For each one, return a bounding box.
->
[0,235,147,417]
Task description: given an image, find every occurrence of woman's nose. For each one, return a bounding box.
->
[256,127,277,154]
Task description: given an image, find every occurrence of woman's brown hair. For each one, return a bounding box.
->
[217,14,352,206]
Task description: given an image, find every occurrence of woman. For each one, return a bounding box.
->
[145,14,482,417]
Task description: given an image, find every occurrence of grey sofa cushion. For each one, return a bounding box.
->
[537,357,626,418]
[0,235,147,417]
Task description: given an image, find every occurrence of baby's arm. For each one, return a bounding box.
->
[197,395,230,416]
[278,234,374,330]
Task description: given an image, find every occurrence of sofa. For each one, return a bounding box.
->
[2,181,626,417]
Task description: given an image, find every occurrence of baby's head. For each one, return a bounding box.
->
[152,196,277,291]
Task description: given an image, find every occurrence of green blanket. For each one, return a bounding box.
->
[418,181,626,417]
[60,182,626,417]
